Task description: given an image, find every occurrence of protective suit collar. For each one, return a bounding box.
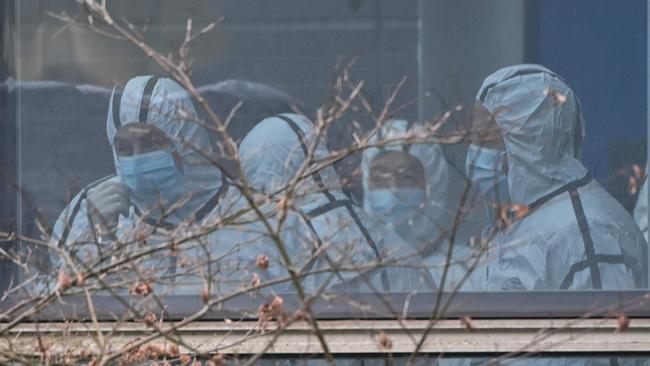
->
[107,76,228,225]
[477,64,588,206]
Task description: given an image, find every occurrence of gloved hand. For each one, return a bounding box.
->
[86,180,130,234]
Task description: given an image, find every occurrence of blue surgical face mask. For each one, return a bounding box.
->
[367,188,431,245]
[117,149,183,203]
[366,188,426,237]
[465,144,509,204]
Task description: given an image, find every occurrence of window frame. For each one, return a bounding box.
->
[2,291,650,322]
[3,316,650,356]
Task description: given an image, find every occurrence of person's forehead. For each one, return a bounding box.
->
[367,151,426,189]
[371,151,403,165]
[370,151,423,171]
[116,123,168,139]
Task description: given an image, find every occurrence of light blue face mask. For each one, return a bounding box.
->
[366,188,441,247]
[465,144,509,204]
[117,149,183,203]
[366,188,426,237]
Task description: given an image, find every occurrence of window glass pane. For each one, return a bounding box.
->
[2,0,648,318]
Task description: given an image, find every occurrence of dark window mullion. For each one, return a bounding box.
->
[0,0,17,294]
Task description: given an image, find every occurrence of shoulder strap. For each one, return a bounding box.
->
[559,182,626,289]
[567,188,602,289]
[139,76,160,123]
[276,114,390,290]
[193,174,230,222]
[55,175,115,248]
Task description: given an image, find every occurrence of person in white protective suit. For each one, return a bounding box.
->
[467,64,647,292]
[48,75,234,293]
[236,113,437,294]
[361,119,485,292]
[449,65,650,366]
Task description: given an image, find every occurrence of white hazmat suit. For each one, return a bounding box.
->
[472,64,647,291]
[457,64,649,366]
[48,76,233,294]
[361,119,485,291]
[237,113,437,294]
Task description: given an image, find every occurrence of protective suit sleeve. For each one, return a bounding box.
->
[49,177,125,264]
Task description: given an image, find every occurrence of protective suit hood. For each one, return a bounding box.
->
[477,64,588,206]
[239,113,340,197]
[107,76,226,222]
[360,119,480,246]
